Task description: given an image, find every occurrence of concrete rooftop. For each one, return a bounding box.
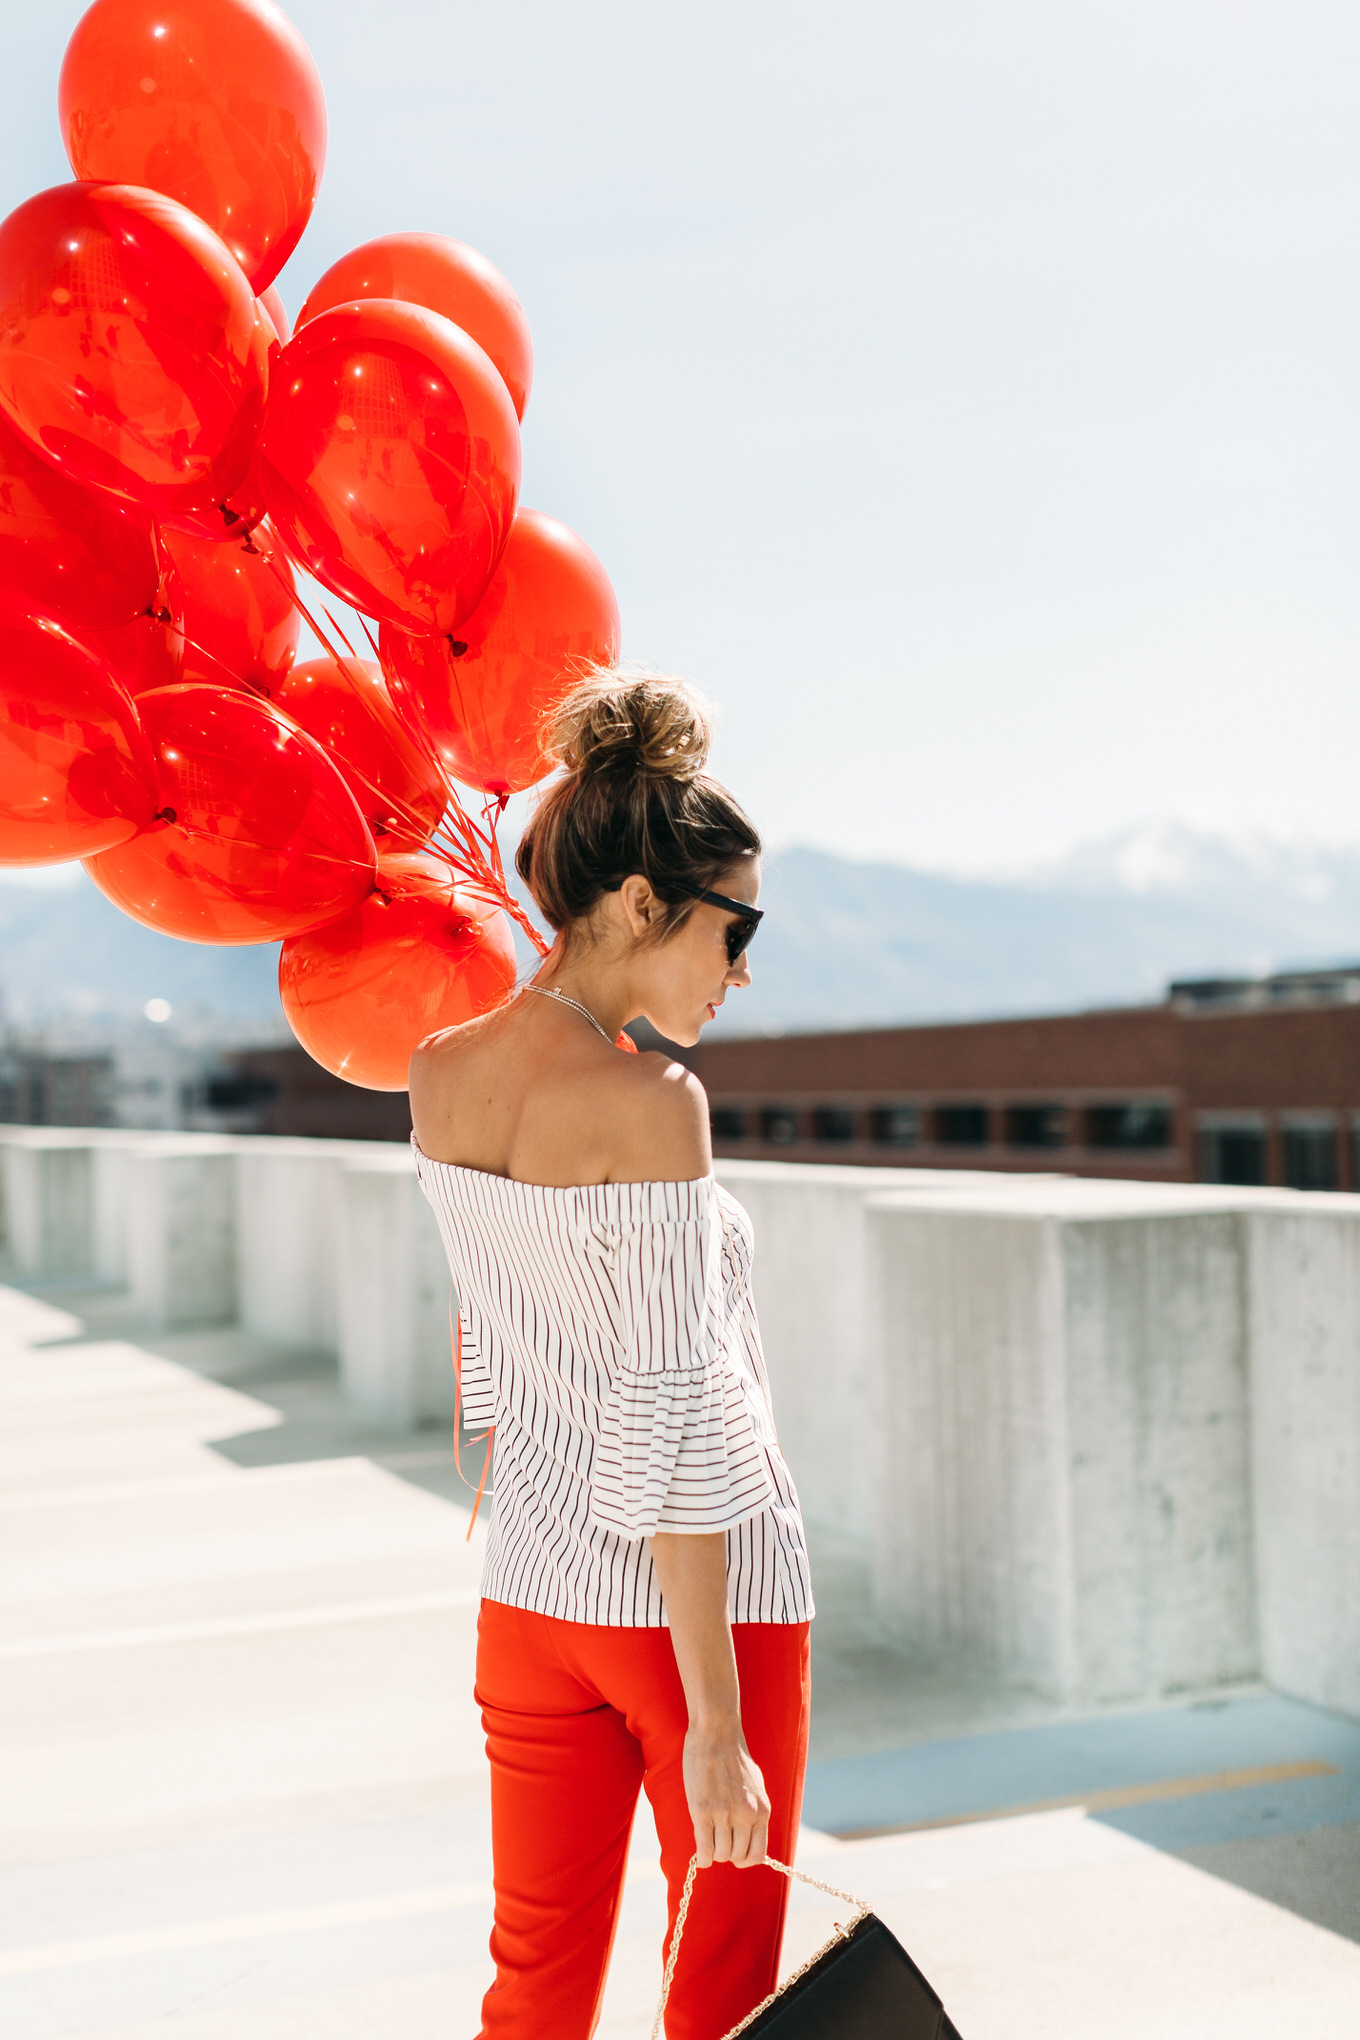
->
[2,1279,1358,2038]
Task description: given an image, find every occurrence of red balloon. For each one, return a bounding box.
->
[257,298,520,633]
[59,0,327,293]
[159,458,270,545]
[0,408,159,630]
[297,235,532,421]
[97,611,184,695]
[380,510,620,795]
[157,302,276,545]
[271,656,448,852]
[0,183,269,519]
[92,549,185,696]
[83,683,377,942]
[162,524,299,693]
[0,594,157,865]
[279,850,517,1089]
[259,285,291,344]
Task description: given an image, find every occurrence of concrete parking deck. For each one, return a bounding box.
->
[3,1281,1358,2038]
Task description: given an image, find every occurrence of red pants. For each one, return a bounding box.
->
[474,1599,811,2040]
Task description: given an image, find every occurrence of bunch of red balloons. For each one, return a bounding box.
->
[0,0,621,1090]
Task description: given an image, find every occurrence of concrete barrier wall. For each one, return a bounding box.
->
[2,1126,1355,1715]
[126,1139,239,1328]
[0,1130,101,1279]
[865,1183,1262,1707]
[1245,1207,1360,1718]
[0,1129,229,1289]
[337,1150,458,1428]
[713,1162,874,1535]
[235,1138,378,1351]
[712,1162,959,1538]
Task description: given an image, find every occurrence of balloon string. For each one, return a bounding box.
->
[158,586,448,857]
[428,821,550,956]
[159,605,445,857]
[248,541,458,847]
[147,811,377,876]
[170,621,271,701]
[353,615,503,868]
[322,605,359,658]
[256,541,550,956]
[429,794,548,952]
[445,646,501,814]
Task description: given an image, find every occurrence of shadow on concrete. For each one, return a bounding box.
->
[1175,1820,1360,1944]
[168,1333,496,1512]
[19,1281,1360,1950]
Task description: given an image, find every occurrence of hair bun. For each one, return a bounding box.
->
[549,666,712,784]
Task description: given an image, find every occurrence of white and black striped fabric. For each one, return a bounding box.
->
[413,1137,814,1627]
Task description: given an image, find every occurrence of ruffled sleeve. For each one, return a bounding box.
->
[589,1188,777,1540]
[455,1306,497,1430]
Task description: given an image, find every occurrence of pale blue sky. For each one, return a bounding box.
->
[4,2,1358,871]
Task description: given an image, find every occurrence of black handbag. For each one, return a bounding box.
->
[651,1854,964,2039]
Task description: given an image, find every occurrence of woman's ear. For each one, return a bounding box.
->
[617,873,661,937]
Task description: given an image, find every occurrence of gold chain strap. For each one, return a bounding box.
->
[650,1854,871,2040]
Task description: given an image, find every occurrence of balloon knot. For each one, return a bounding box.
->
[154,807,178,825]
[447,638,468,657]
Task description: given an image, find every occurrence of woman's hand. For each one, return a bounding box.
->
[683,1717,771,1868]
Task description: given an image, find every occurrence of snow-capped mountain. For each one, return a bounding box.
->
[4,819,1360,1044]
[1025,816,1360,906]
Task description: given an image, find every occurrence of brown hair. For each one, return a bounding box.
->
[515,667,760,940]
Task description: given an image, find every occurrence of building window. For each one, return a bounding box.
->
[1282,1123,1337,1192]
[204,1076,281,1111]
[1005,1104,1066,1148]
[935,1104,988,1145]
[813,1107,855,1142]
[1200,1125,1267,1185]
[710,1107,746,1141]
[872,1106,920,1146]
[1086,1103,1172,1150]
[759,1107,800,1146]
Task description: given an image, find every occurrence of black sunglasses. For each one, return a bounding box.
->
[672,881,763,966]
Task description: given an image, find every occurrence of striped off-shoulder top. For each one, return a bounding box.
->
[413,1139,814,1627]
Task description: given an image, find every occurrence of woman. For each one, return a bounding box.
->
[408,669,814,2040]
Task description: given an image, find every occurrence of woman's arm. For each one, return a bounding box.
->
[648,1531,770,1868]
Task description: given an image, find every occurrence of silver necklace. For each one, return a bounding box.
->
[523,982,615,1046]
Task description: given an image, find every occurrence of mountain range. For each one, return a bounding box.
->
[4,818,1360,1045]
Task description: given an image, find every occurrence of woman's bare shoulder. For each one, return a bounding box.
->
[410,1009,502,1070]
[602,1050,711,1182]
[407,1010,505,1114]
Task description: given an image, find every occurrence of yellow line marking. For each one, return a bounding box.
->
[2,1764,1340,1973]
[834,1759,1339,1839]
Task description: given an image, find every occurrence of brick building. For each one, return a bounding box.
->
[32,963,1355,1185]
[687,967,1360,1191]
[200,1045,412,1141]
